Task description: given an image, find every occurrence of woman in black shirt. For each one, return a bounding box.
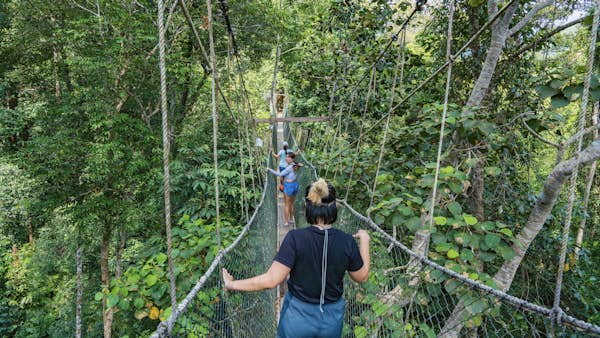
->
[222,179,370,337]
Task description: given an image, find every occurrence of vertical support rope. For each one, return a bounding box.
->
[156,0,177,330]
[345,68,376,200]
[206,0,221,248]
[552,0,599,320]
[428,0,454,232]
[368,31,405,211]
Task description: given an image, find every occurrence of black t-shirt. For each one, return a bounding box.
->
[274,226,364,304]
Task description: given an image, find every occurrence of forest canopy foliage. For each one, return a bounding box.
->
[0,0,598,337]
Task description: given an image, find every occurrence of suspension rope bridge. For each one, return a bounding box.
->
[150,0,600,336]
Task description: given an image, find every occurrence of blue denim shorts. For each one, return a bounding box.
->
[283,181,299,197]
[279,165,287,172]
[277,293,345,338]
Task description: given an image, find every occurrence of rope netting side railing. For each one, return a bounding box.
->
[284,123,600,337]
[151,156,278,337]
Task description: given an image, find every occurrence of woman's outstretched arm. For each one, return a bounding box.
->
[222,261,290,291]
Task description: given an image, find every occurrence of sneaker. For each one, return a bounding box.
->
[279,184,284,192]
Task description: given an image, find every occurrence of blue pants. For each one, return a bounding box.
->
[283,181,299,197]
[277,293,345,338]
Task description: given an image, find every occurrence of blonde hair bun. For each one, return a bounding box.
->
[307,178,329,205]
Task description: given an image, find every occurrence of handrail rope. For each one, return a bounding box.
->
[287,124,600,335]
[324,0,518,164]
[156,1,178,332]
[368,30,406,212]
[552,1,599,323]
[151,156,273,338]
[427,0,454,237]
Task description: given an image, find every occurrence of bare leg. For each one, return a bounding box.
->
[283,194,290,225]
[289,196,295,224]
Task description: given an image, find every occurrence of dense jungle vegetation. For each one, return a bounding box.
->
[0,0,598,337]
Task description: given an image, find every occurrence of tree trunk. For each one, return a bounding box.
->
[115,225,126,278]
[27,218,34,246]
[462,0,517,228]
[574,102,599,260]
[11,244,18,264]
[439,141,600,337]
[470,156,485,221]
[101,224,113,338]
[465,1,518,109]
[76,245,83,338]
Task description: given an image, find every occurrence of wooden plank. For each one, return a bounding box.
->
[254,116,329,123]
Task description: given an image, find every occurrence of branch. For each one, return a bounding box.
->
[521,118,560,148]
[487,0,498,18]
[69,0,101,16]
[513,16,588,55]
[508,0,555,37]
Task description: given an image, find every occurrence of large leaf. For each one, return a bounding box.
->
[484,234,501,248]
[447,201,462,217]
[590,88,600,101]
[563,85,583,101]
[107,294,119,308]
[550,94,570,109]
[536,85,558,98]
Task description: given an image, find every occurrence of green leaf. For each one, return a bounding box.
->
[439,166,454,175]
[447,249,459,259]
[467,0,485,7]
[448,181,463,194]
[484,234,501,248]
[372,301,388,316]
[563,85,583,100]
[536,85,558,98]
[406,217,422,232]
[434,216,447,225]
[435,243,452,253]
[469,273,479,280]
[107,294,119,308]
[550,94,570,109]
[499,228,513,237]
[156,253,167,265]
[146,275,158,287]
[500,245,516,260]
[134,298,145,309]
[94,292,103,301]
[447,202,462,217]
[550,79,565,89]
[591,88,600,101]
[463,214,478,225]
[119,298,130,310]
[398,205,412,216]
[485,167,502,176]
[432,233,447,244]
[127,273,140,285]
[480,251,496,262]
[466,299,487,314]
[354,326,367,338]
